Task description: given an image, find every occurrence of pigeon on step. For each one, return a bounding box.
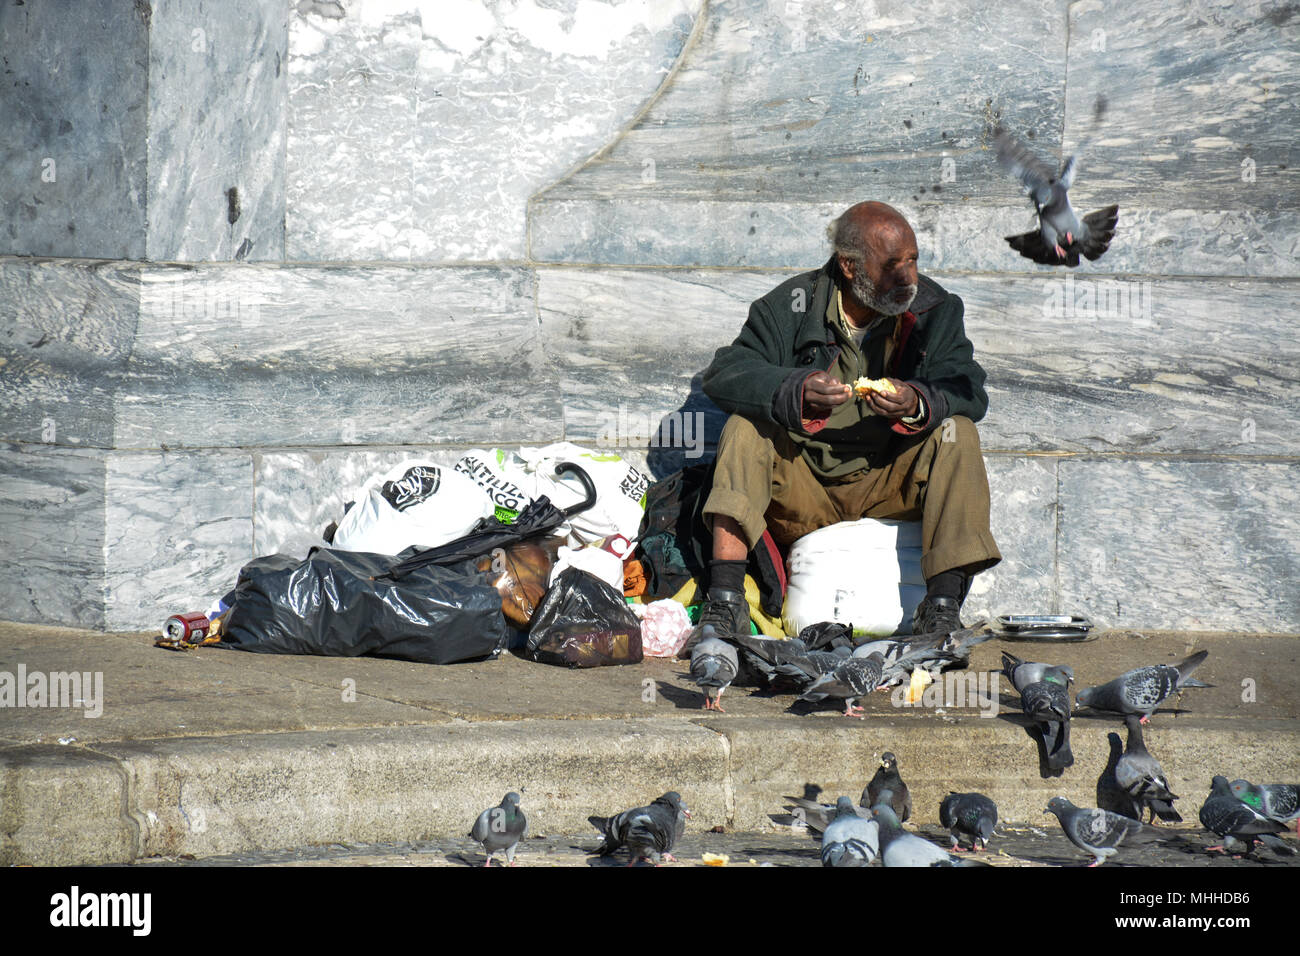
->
[863,752,912,823]
[821,796,880,867]
[1076,650,1209,722]
[939,792,998,852]
[689,635,739,712]
[589,792,690,866]
[469,791,528,867]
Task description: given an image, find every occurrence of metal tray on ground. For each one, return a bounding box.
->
[995,614,1095,641]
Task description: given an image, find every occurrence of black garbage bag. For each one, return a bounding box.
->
[526,568,643,668]
[219,548,509,664]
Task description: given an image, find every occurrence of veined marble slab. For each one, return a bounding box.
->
[286,3,422,260]
[1057,458,1300,631]
[146,0,288,262]
[103,452,253,631]
[964,454,1059,624]
[0,2,149,259]
[116,264,561,448]
[531,198,1300,276]
[287,0,702,262]
[535,266,1300,457]
[532,0,1298,275]
[0,259,141,449]
[0,444,106,628]
[1062,0,1299,212]
[537,266,777,468]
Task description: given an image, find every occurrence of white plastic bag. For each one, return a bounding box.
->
[332,460,494,556]
[781,518,925,637]
[510,442,650,546]
[548,545,625,592]
[452,449,535,518]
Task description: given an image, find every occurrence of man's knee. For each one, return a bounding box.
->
[934,414,981,450]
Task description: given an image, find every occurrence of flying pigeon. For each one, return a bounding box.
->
[1076,650,1210,723]
[994,127,1119,266]
[821,796,880,867]
[1230,779,1300,829]
[1001,651,1074,772]
[873,804,989,867]
[863,752,912,823]
[690,635,739,712]
[798,652,885,718]
[939,792,998,852]
[1114,715,1181,824]
[469,791,528,867]
[1200,776,1295,857]
[589,791,690,866]
[1044,796,1150,867]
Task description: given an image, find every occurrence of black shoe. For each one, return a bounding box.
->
[678,587,750,659]
[913,595,963,635]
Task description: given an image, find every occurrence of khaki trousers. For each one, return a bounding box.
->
[703,414,1002,581]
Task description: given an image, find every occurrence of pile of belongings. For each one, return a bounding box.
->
[210,444,656,667]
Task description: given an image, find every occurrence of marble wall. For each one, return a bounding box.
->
[1,0,1297,633]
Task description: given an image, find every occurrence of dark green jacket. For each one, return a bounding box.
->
[702,257,989,473]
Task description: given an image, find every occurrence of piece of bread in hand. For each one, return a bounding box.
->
[852,377,897,398]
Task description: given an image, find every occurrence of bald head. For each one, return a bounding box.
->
[828,202,919,320]
[828,201,914,263]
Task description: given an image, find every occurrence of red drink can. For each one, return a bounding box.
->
[163,611,211,642]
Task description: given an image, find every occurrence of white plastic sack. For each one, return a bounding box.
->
[332,460,494,556]
[452,449,535,518]
[510,442,650,546]
[781,518,925,638]
[548,545,625,592]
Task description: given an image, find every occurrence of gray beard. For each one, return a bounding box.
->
[850,272,917,317]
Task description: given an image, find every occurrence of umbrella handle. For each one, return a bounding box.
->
[554,461,597,518]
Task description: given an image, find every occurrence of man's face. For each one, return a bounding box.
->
[841,222,919,316]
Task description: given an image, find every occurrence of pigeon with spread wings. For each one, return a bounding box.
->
[995,127,1118,267]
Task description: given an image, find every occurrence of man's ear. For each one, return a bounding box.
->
[837,254,856,280]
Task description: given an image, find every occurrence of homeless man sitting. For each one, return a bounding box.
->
[689,200,1002,645]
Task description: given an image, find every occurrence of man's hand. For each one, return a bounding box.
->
[863,378,920,420]
[802,371,853,418]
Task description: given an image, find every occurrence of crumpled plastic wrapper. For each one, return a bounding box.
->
[638,598,692,658]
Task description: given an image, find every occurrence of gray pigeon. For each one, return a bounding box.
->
[1076,651,1210,723]
[821,796,880,867]
[1001,652,1073,772]
[689,634,739,712]
[1114,715,1181,824]
[589,791,689,866]
[994,127,1119,266]
[863,752,912,823]
[469,791,528,867]
[798,652,885,718]
[1045,796,1149,867]
[874,804,988,867]
[868,622,995,688]
[1201,776,1294,857]
[1230,779,1300,828]
[728,633,846,688]
[939,792,998,852]
[1097,731,1143,820]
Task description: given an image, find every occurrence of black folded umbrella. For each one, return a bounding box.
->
[375,461,597,580]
